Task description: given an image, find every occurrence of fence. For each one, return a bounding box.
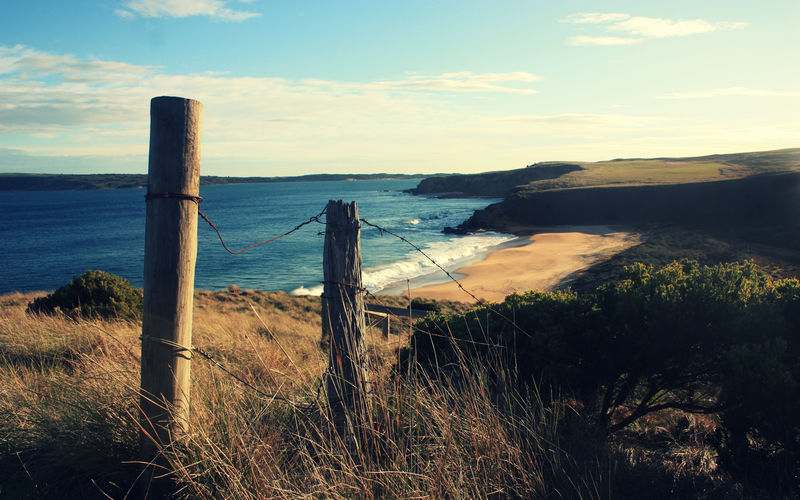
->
[137,96,529,490]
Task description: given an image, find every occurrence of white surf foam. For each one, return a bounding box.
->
[290,284,323,296]
[362,232,514,292]
[290,232,515,296]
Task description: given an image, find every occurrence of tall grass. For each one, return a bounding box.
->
[1,290,726,498]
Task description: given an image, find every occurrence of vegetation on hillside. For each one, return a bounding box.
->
[515,148,800,194]
[568,225,800,292]
[408,162,583,197]
[2,261,799,497]
[412,260,800,495]
[410,148,800,199]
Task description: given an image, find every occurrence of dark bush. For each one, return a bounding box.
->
[409,259,800,492]
[27,270,143,321]
[410,297,443,313]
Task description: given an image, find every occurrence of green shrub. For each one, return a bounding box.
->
[410,297,443,313]
[410,259,800,491]
[27,270,143,321]
[411,261,787,428]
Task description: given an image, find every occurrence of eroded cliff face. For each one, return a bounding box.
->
[409,163,584,197]
[455,172,800,249]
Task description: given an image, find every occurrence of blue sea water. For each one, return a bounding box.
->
[0,179,513,295]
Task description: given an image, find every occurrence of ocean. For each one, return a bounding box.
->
[0,179,514,295]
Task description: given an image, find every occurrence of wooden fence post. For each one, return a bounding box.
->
[322,200,372,441]
[140,96,202,460]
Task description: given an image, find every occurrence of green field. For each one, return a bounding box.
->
[521,148,800,193]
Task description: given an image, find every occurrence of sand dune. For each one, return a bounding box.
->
[411,226,642,303]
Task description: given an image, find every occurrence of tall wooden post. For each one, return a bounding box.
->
[140,96,202,459]
[322,200,372,440]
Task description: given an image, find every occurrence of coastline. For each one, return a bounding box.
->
[408,226,643,303]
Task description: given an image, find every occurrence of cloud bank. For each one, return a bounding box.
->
[564,12,747,46]
[658,87,800,99]
[2,44,793,175]
[116,0,260,22]
[0,45,552,173]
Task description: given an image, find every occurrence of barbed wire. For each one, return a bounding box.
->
[182,202,534,397]
[359,218,485,305]
[140,334,308,408]
[355,217,533,340]
[198,207,327,255]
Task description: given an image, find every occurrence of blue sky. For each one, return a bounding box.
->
[1,0,798,176]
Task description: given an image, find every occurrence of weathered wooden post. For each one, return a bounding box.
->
[322,200,372,441]
[140,96,202,460]
[366,310,391,338]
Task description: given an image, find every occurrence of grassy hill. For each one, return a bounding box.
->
[411,148,800,199]
[517,147,800,193]
[408,162,583,197]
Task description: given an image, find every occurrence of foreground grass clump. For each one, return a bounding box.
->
[3,289,598,498]
[26,270,143,321]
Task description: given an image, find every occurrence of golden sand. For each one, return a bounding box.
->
[411,226,642,303]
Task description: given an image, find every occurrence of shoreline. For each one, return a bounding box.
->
[407,225,643,303]
[5,226,641,301]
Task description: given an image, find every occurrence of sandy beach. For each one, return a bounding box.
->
[411,226,642,303]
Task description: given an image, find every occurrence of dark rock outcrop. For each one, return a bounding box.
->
[456,172,800,249]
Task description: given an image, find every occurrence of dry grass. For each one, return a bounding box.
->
[1,290,739,499]
[525,148,800,193]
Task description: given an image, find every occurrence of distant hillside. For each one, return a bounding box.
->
[410,148,800,200]
[408,163,584,197]
[417,147,800,251]
[0,172,426,191]
[512,148,800,195]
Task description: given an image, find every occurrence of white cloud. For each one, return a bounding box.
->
[0,45,548,173]
[369,71,542,94]
[569,36,641,46]
[563,12,747,45]
[657,87,800,99]
[611,17,747,38]
[563,13,631,24]
[0,44,158,82]
[3,44,793,176]
[116,0,260,22]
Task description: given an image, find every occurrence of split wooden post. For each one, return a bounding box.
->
[140,96,202,459]
[322,200,372,440]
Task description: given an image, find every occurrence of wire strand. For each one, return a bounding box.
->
[198,207,326,254]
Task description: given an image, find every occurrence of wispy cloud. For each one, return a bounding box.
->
[370,71,543,94]
[0,45,157,82]
[564,13,630,24]
[569,36,642,46]
[611,17,747,38]
[4,44,791,176]
[658,87,800,99]
[116,0,260,22]
[0,46,542,135]
[0,45,552,173]
[564,12,747,46]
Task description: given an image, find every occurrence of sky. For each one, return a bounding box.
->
[0,0,798,176]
